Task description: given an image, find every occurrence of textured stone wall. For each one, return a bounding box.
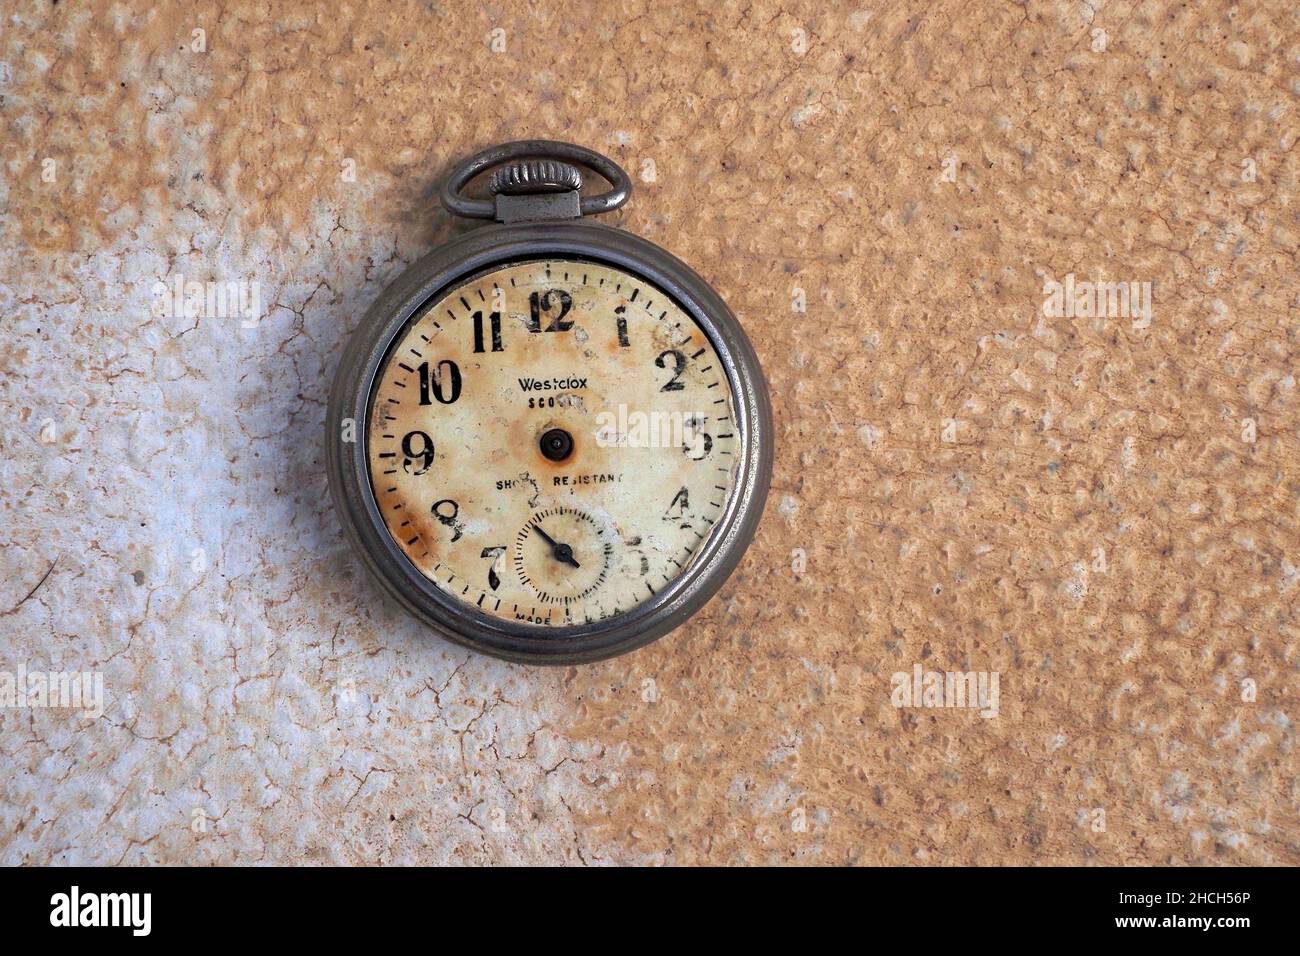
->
[1,0,1296,864]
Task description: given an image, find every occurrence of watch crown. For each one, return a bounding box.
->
[488,159,583,196]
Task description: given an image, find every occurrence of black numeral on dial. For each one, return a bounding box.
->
[418,360,462,405]
[528,290,573,332]
[401,430,434,474]
[432,498,464,542]
[480,546,506,590]
[614,305,630,348]
[472,310,504,353]
[656,349,686,391]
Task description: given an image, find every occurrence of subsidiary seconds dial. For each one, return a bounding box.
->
[365,258,740,627]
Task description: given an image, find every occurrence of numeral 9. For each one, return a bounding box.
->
[401,430,434,474]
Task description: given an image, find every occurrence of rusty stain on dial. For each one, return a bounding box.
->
[365,259,740,626]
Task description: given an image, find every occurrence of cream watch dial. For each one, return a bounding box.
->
[365,259,740,626]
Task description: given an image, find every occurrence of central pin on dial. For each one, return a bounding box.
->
[540,427,574,462]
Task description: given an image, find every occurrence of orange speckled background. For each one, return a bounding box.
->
[1,0,1296,865]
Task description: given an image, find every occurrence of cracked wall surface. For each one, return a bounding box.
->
[1,0,1297,864]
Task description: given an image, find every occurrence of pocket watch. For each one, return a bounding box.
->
[326,141,772,664]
